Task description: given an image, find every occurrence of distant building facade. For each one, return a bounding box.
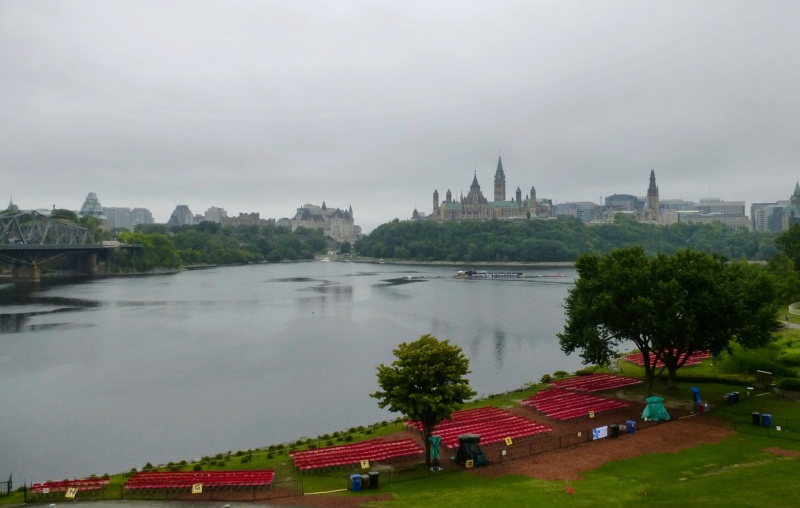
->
[604,194,638,212]
[166,205,194,226]
[429,157,551,221]
[697,199,746,215]
[79,192,109,230]
[103,207,155,231]
[220,212,275,228]
[556,202,599,223]
[204,206,228,223]
[643,170,660,222]
[291,202,360,242]
[663,211,751,231]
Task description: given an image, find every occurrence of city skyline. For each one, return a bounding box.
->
[13,170,798,234]
[2,1,799,233]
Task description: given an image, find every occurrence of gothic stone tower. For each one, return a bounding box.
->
[494,156,506,202]
[645,169,660,222]
[433,189,439,216]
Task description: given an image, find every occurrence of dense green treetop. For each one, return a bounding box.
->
[355,219,776,262]
[558,247,781,395]
[371,334,476,466]
[108,223,329,272]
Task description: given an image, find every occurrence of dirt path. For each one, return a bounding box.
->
[269,412,734,507]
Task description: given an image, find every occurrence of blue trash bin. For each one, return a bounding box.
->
[626,420,636,434]
[762,414,772,427]
[732,392,740,403]
[350,474,362,492]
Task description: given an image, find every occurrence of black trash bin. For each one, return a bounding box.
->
[752,412,761,425]
[369,471,379,489]
[610,424,620,438]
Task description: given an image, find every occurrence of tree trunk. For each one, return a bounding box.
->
[666,363,679,389]
[640,348,655,397]
[644,366,655,397]
[422,423,433,466]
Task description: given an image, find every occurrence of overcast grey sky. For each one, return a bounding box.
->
[2,1,799,232]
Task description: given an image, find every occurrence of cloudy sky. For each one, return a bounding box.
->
[1,1,798,232]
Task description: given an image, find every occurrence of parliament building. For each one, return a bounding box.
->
[424,157,551,221]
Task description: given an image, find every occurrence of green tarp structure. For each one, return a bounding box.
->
[642,395,671,421]
[429,435,442,471]
[453,434,487,466]
[429,435,441,460]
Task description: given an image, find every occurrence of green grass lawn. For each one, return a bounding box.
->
[359,433,800,507]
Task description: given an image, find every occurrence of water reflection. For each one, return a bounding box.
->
[493,328,506,369]
[0,292,101,334]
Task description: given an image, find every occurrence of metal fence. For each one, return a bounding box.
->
[24,479,303,504]
[710,408,800,439]
[0,477,11,496]
[345,409,732,489]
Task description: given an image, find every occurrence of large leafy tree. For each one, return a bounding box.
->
[371,334,476,465]
[558,246,780,395]
[775,224,800,271]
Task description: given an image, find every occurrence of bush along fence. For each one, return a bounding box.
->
[22,479,303,504]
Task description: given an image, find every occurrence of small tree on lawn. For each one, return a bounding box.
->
[371,334,476,466]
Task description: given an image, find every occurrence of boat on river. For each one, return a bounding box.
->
[456,270,523,278]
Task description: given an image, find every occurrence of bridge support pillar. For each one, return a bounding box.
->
[12,264,41,282]
[76,253,98,276]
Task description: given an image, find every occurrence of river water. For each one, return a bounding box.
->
[0,262,581,483]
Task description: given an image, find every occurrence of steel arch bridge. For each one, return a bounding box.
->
[0,210,94,245]
[0,210,125,281]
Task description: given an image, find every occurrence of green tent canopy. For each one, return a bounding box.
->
[642,396,670,421]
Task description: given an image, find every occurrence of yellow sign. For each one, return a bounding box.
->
[360,459,370,469]
[504,436,513,446]
[589,410,595,418]
[191,483,203,494]
[465,459,474,469]
[65,488,78,499]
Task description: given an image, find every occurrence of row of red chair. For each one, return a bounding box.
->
[293,439,417,464]
[289,438,383,457]
[292,438,424,471]
[404,406,508,432]
[30,479,109,493]
[548,373,642,392]
[522,389,629,422]
[624,350,710,368]
[434,417,552,449]
[124,470,275,490]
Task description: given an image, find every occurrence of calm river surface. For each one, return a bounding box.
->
[0,262,580,483]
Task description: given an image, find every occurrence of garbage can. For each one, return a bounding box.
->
[762,414,772,427]
[350,474,361,492]
[732,392,740,403]
[626,420,636,434]
[725,393,733,404]
[368,471,379,489]
[752,412,761,425]
[361,474,370,489]
[609,424,620,438]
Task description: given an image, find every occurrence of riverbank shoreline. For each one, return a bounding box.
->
[346,257,576,269]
